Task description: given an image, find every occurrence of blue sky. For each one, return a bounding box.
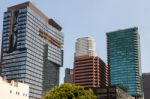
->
[0,0,150,83]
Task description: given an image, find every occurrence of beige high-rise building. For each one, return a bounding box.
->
[75,37,96,57]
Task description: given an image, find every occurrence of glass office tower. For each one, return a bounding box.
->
[1,2,64,99]
[107,27,143,99]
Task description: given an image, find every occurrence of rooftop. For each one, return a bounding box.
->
[7,1,62,31]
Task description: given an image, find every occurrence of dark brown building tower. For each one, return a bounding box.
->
[74,55,100,87]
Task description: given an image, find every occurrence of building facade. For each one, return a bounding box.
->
[75,37,96,57]
[0,76,29,99]
[74,55,100,87]
[107,27,143,98]
[89,86,135,99]
[142,73,150,99]
[64,68,74,83]
[74,37,108,87]
[1,2,64,99]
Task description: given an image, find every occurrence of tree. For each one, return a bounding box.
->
[43,83,96,99]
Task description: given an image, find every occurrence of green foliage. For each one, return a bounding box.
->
[43,83,96,99]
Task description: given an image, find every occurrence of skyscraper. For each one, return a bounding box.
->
[1,2,64,99]
[74,37,108,87]
[75,37,96,57]
[107,27,143,98]
[64,68,74,83]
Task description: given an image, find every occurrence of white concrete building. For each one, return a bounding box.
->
[0,76,29,99]
[75,37,96,57]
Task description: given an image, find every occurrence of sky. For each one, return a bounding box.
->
[0,0,150,84]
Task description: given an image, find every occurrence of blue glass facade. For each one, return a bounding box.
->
[1,2,64,99]
[107,27,143,98]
